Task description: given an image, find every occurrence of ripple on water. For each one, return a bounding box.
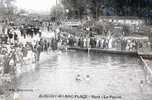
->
[14,52,152,100]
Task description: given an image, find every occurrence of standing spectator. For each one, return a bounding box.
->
[14,33,18,41]
[36,42,42,61]
[51,38,58,51]
[87,37,90,48]
[83,37,87,48]
[96,38,100,48]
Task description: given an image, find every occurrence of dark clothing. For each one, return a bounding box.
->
[121,40,126,51]
[36,45,42,61]
[68,38,74,47]
[44,41,49,51]
[51,39,57,50]
[14,34,18,40]
[90,38,96,48]
[37,45,42,53]
[22,47,28,57]
[78,39,81,47]
[8,33,13,39]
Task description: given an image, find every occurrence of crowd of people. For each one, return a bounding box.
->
[0,34,60,76]
[56,32,141,52]
[0,25,43,77]
[0,22,149,78]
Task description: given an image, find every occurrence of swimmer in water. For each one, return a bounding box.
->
[140,80,144,87]
[85,75,90,82]
[76,74,82,81]
[85,75,90,81]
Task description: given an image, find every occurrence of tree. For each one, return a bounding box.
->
[0,0,16,24]
[61,0,152,24]
[61,0,105,18]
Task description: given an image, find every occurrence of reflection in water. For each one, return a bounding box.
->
[14,52,152,100]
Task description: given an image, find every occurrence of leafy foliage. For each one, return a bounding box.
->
[0,0,17,22]
[61,0,152,20]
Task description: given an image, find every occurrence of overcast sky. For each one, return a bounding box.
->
[15,0,57,14]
